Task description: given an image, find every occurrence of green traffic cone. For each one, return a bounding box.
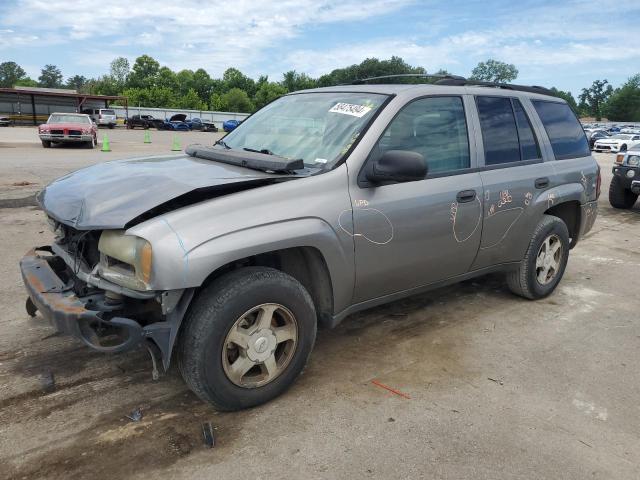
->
[143,130,151,144]
[171,135,181,151]
[101,133,111,152]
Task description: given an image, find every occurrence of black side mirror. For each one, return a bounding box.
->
[366,150,427,184]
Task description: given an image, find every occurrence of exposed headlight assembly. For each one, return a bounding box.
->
[98,230,153,290]
[627,155,640,167]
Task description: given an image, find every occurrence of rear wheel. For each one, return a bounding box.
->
[84,140,94,149]
[41,140,51,148]
[507,215,570,300]
[178,267,317,410]
[609,175,638,209]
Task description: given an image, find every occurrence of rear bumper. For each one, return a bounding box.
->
[579,200,598,239]
[20,247,145,353]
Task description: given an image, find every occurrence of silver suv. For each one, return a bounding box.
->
[82,108,117,128]
[20,76,600,410]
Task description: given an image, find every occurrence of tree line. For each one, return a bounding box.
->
[0,56,638,121]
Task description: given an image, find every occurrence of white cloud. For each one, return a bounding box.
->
[0,0,414,75]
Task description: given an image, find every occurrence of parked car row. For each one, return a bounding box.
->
[126,114,219,132]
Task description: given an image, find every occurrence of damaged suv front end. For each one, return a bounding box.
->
[21,221,194,376]
[18,151,300,374]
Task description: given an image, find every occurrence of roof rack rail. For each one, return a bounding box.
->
[350,73,467,85]
[433,78,554,96]
[349,73,554,96]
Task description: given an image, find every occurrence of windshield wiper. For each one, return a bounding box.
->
[215,139,231,149]
[243,147,275,155]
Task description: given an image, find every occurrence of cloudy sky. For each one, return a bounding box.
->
[1,0,639,94]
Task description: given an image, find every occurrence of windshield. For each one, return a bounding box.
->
[48,114,91,124]
[101,109,115,115]
[613,134,632,139]
[222,92,388,167]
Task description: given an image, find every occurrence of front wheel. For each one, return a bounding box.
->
[506,215,570,300]
[178,267,317,411]
[609,175,638,209]
[41,140,51,148]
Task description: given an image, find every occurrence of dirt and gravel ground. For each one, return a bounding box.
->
[0,127,638,480]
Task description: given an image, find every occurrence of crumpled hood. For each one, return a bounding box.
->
[38,154,283,229]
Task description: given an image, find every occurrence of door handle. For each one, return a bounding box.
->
[456,189,476,203]
[535,177,550,189]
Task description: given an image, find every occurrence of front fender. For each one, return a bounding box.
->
[140,217,354,314]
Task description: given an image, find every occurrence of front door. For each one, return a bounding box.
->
[349,95,483,303]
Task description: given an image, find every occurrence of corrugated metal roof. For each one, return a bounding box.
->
[14,86,78,94]
[0,87,126,101]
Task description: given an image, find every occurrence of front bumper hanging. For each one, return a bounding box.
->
[20,247,194,369]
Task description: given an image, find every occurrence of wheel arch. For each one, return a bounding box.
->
[544,200,581,248]
[199,246,335,328]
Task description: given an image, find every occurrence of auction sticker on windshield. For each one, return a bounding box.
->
[329,103,372,117]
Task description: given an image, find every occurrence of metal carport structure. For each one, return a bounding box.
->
[0,87,128,125]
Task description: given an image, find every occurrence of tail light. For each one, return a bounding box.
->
[596,166,601,199]
[615,154,624,164]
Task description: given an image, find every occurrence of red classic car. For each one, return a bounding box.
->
[38,113,98,149]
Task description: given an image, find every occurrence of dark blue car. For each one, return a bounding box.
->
[162,114,190,131]
[223,119,241,132]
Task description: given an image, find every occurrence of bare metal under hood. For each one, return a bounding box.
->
[38,154,294,230]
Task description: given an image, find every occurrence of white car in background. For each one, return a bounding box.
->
[593,134,640,153]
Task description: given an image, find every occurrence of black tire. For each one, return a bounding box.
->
[609,175,638,209]
[178,267,317,411]
[84,140,94,149]
[620,144,628,152]
[506,214,570,300]
[108,124,114,129]
[41,140,51,148]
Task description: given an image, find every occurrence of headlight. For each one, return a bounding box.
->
[98,230,153,290]
[627,155,640,167]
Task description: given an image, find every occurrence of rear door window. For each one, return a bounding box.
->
[476,96,520,165]
[532,100,590,159]
[512,99,541,160]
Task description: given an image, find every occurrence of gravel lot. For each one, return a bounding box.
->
[0,127,638,480]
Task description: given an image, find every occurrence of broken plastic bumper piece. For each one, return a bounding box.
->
[20,247,145,354]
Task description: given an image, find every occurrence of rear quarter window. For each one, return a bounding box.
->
[532,100,590,159]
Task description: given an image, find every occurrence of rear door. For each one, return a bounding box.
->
[351,95,484,303]
[470,95,549,269]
